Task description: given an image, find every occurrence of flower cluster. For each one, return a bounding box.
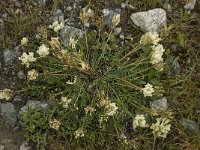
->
[49,119,61,130]
[37,44,50,57]
[0,89,13,100]
[140,32,165,70]
[150,117,171,138]
[150,44,165,70]
[69,37,78,49]
[60,96,71,109]
[18,52,36,68]
[80,7,94,26]
[84,106,96,116]
[133,114,147,128]
[74,128,84,138]
[49,21,64,32]
[21,37,28,46]
[112,14,121,28]
[140,32,161,45]
[49,37,61,50]
[141,83,154,97]
[105,102,118,116]
[27,69,39,80]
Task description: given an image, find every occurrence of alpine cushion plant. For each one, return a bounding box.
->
[19,7,174,149]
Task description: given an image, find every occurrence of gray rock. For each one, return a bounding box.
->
[1,102,17,127]
[102,8,122,29]
[150,97,168,111]
[19,100,49,114]
[3,47,20,66]
[130,8,167,32]
[114,27,122,35]
[13,94,22,102]
[14,1,21,7]
[35,0,52,6]
[60,25,84,47]
[50,9,64,22]
[184,0,196,10]
[20,141,29,150]
[0,145,4,150]
[179,118,199,133]
[173,61,180,75]
[17,70,26,80]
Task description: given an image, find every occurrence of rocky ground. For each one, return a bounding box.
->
[0,0,199,149]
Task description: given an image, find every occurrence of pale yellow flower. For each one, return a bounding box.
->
[27,69,39,80]
[150,117,171,138]
[112,14,120,28]
[133,114,146,128]
[37,44,49,57]
[18,52,36,68]
[0,89,13,100]
[60,96,71,109]
[49,21,64,32]
[141,83,154,97]
[74,128,84,138]
[21,37,28,46]
[49,119,61,130]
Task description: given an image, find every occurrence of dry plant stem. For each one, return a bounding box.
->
[119,44,144,62]
[120,59,149,69]
[152,136,157,150]
[124,67,153,79]
[84,26,89,62]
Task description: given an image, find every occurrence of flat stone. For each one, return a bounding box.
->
[0,145,4,150]
[179,118,199,133]
[13,94,22,102]
[102,8,122,29]
[50,9,64,22]
[60,25,84,47]
[184,0,196,10]
[150,97,168,111]
[20,141,29,150]
[14,1,21,7]
[19,100,49,114]
[1,103,17,127]
[130,8,166,32]
[3,47,20,66]
[17,70,26,80]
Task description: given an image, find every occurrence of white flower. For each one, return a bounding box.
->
[49,119,61,130]
[84,106,96,116]
[21,37,28,46]
[49,21,64,32]
[112,14,120,28]
[140,32,161,45]
[133,114,146,128]
[150,117,171,138]
[75,128,84,138]
[141,83,154,97]
[150,44,165,65]
[0,89,13,100]
[18,52,36,68]
[27,69,39,80]
[60,96,71,109]
[105,102,118,116]
[69,37,78,49]
[37,44,49,57]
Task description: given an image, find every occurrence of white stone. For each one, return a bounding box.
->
[184,0,196,10]
[150,97,168,111]
[130,8,167,32]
